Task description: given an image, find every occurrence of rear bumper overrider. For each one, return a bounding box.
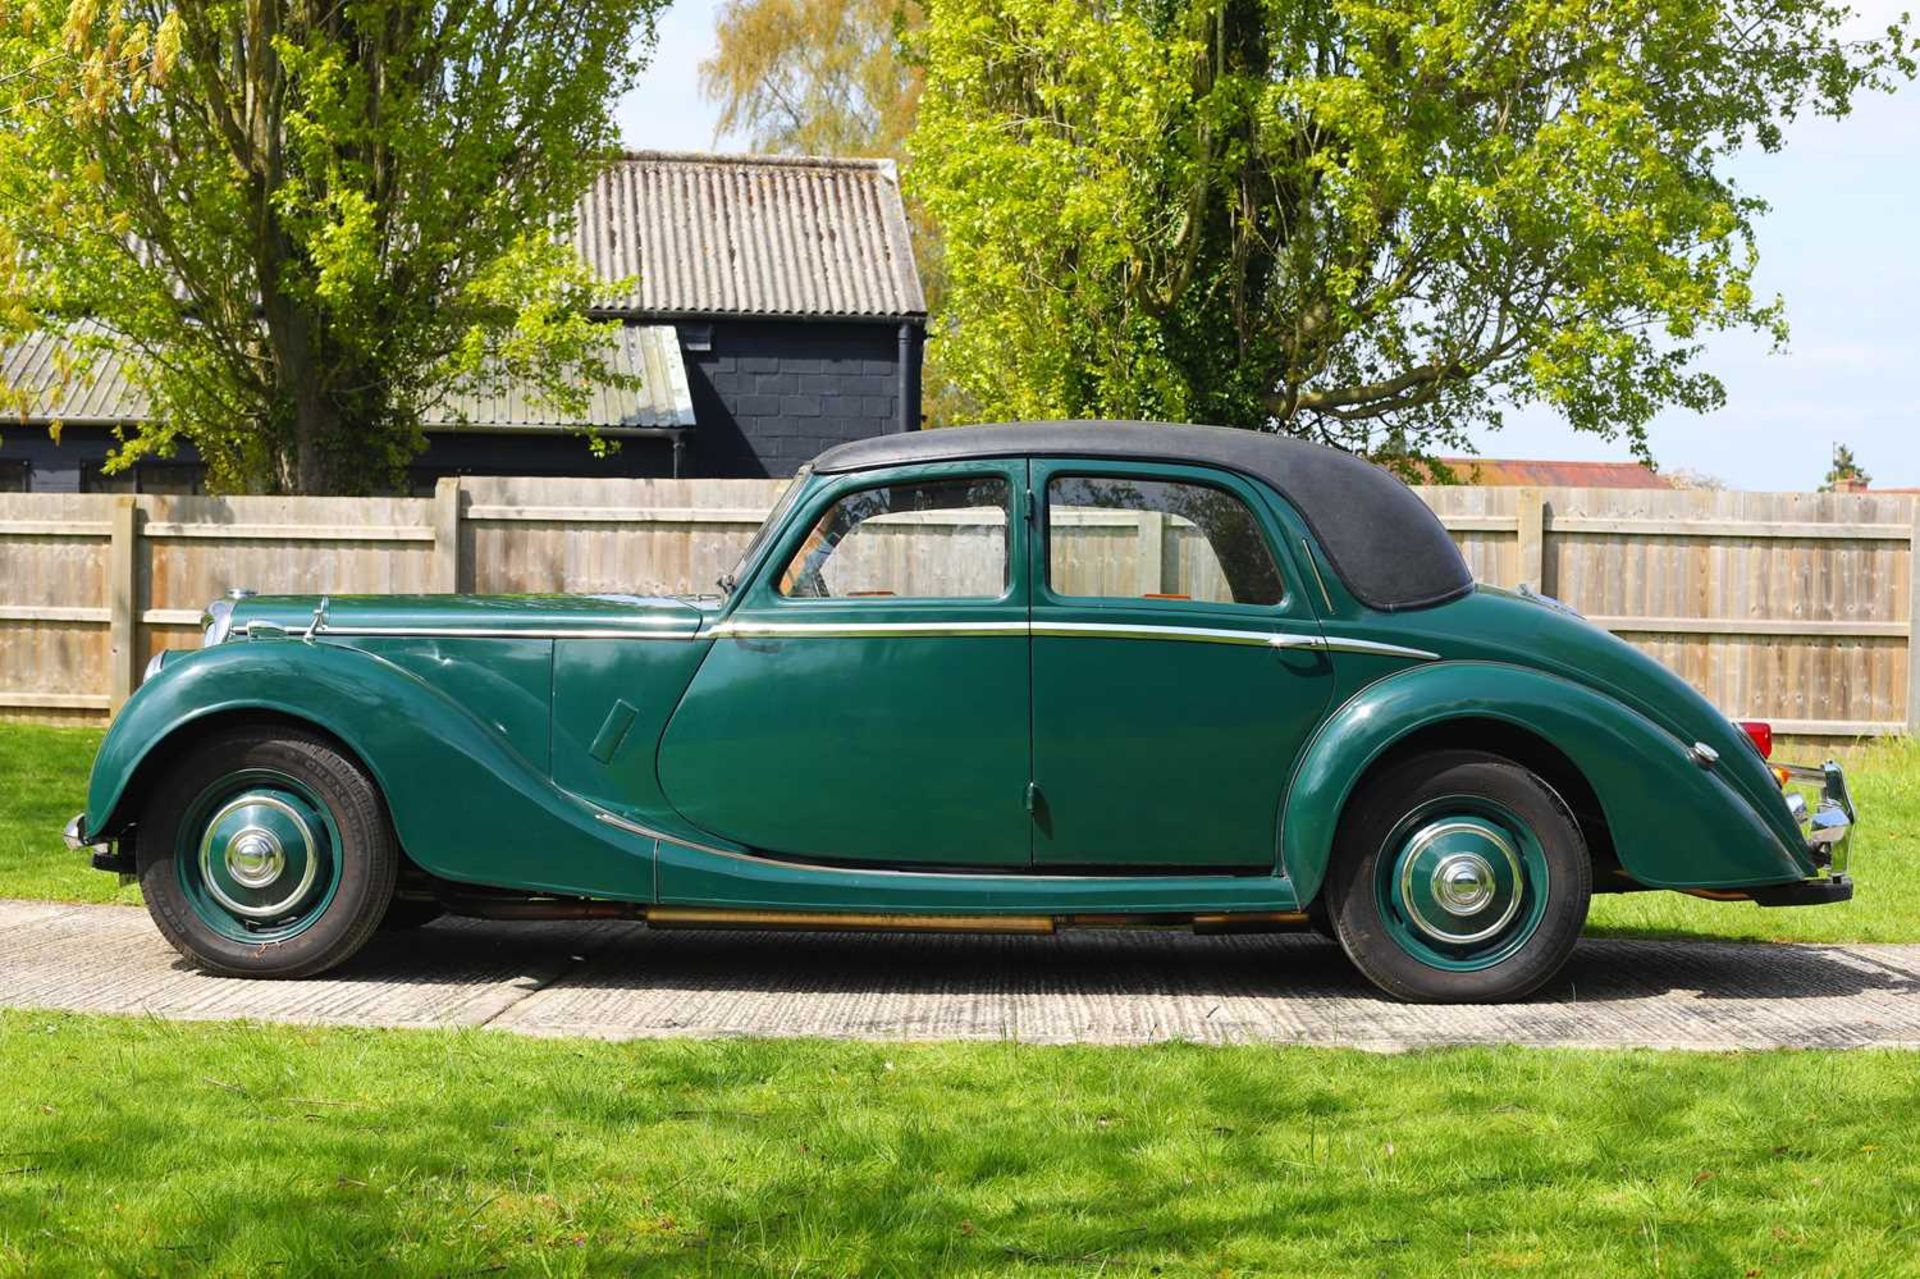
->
[1761,759,1856,907]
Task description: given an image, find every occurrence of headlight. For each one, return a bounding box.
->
[199,587,257,647]
[201,599,236,647]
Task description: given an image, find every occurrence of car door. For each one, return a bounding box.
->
[1028,460,1335,869]
[658,461,1032,866]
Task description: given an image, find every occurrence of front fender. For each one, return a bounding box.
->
[1281,661,1812,904]
[87,640,653,899]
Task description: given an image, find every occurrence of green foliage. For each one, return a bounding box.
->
[1,1014,1918,1272]
[702,0,924,157]
[1819,441,1873,491]
[0,0,666,493]
[910,0,1914,466]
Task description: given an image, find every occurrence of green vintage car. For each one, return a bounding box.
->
[66,422,1855,1002]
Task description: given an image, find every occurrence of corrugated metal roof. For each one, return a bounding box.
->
[430,325,694,431]
[1,324,693,433]
[577,151,926,320]
[0,319,151,424]
[1432,457,1676,489]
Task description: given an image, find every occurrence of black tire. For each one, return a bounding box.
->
[379,897,447,930]
[1305,899,1338,942]
[1324,750,1591,1003]
[135,725,400,978]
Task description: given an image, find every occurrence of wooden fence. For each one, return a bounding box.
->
[1,478,1913,737]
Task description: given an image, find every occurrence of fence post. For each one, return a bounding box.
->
[433,477,463,594]
[1515,487,1545,592]
[1135,511,1168,595]
[1908,498,1920,734]
[107,495,140,714]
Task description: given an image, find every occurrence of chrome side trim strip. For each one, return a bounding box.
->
[596,809,1283,883]
[1314,636,1442,661]
[706,617,1438,659]
[244,625,699,640]
[594,810,747,859]
[234,617,1435,659]
[1031,620,1276,647]
[709,620,1030,640]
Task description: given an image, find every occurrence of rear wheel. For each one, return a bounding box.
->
[136,726,400,978]
[1324,750,1591,1003]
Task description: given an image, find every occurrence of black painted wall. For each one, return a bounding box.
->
[677,318,920,478]
[0,427,686,495]
[0,316,922,492]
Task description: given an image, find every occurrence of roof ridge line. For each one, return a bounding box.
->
[616,149,896,174]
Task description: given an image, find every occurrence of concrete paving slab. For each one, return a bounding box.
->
[0,900,624,1030]
[1,899,1916,1050]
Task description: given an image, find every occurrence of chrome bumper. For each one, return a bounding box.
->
[62,813,92,851]
[65,813,134,877]
[1778,761,1855,876]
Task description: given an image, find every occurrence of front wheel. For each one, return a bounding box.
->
[135,725,400,978]
[1324,750,1591,1003]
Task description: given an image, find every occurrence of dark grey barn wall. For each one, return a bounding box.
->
[679,318,918,478]
[0,426,681,492]
[410,431,679,482]
[0,316,922,489]
[0,429,186,493]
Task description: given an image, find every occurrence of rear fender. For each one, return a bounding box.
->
[1282,661,1811,903]
[86,641,653,899]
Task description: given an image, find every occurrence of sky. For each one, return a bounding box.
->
[614,0,1920,491]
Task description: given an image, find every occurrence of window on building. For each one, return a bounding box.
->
[79,462,206,495]
[777,476,1010,600]
[1046,474,1285,606]
[78,463,135,495]
[137,464,206,496]
[0,461,28,492]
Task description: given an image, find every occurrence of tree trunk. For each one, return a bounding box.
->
[263,276,342,495]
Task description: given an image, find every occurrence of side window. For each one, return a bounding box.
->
[778,476,1010,600]
[1048,474,1284,606]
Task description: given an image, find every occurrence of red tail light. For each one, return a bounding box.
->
[1737,720,1773,759]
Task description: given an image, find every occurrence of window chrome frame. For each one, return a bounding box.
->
[1030,459,1299,619]
[752,461,1027,610]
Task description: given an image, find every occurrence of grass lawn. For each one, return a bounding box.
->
[0,723,131,905]
[0,721,1913,941]
[0,1012,1913,1276]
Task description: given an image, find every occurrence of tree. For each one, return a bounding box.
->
[700,0,923,157]
[702,0,977,426]
[910,0,1914,467]
[1820,443,1872,491]
[1666,468,1728,492]
[0,0,666,494]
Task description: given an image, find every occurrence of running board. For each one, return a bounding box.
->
[647,907,1311,935]
[437,893,1312,934]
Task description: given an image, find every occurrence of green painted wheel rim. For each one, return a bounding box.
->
[1373,796,1550,972]
[175,770,341,943]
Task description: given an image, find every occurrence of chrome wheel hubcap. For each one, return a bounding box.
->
[225,828,285,888]
[1394,818,1524,946]
[196,792,324,920]
[1433,852,1497,915]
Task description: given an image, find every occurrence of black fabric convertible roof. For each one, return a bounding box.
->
[813,421,1474,612]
